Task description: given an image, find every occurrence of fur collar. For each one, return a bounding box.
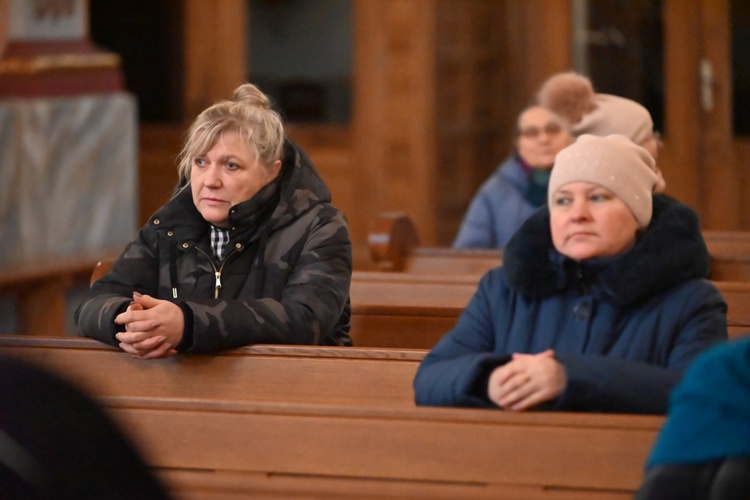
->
[503,195,710,306]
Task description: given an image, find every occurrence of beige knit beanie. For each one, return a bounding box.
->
[548,134,658,228]
[538,72,654,144]
[575,94,653,144]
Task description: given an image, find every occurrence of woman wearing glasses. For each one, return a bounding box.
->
[453,105,574,249]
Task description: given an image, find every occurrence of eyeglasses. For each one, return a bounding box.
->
[518,122,564,139]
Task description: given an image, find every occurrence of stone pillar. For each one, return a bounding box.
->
[0,0,138,335]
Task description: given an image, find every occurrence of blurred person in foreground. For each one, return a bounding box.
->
[0,355,170,499]
[636,337,750,500]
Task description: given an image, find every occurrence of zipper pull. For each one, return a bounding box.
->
[214,271,222,298]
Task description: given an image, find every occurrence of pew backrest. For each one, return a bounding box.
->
[104,395,662,497]
[368,213,750,283]
[349,275,750,348]
[86,262,750,349]
[704,230,750,282]
[0,251,120,335]
[714,281,750,337]
[0,336,423,408]
[368,211,502,275]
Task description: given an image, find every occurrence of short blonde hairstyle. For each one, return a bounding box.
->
[177,83,285,180]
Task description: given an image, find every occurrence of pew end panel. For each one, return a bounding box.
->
[366,211,502,276]
[368,212,420,271]
[715,281,750,338]
[704,231,750,282]
[0,251,120,335]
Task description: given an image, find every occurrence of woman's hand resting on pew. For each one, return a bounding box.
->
[114,292,183,360]
[487,349,567,411]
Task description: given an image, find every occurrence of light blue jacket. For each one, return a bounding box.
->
[453,155,539,249]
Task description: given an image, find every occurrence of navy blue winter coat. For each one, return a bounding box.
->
[414,195,728,414]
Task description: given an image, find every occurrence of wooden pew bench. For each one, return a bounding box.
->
[87,259,469,349]
[351,270,750,347]
[0,336,422,408]
[0,251,120,335]
[104,396,658,499]
[704,230,750,281]
[368,212,502,275]
[86,258,750,349]
[0,335,658,498]
[368,213,750,283]
[350,270,475,348]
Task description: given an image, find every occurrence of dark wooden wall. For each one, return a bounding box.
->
[87,0,574,268]
[86,0,748,268]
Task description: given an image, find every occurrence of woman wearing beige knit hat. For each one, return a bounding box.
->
[537,71,666,192]
[548,134,658,260]
[414,134,727,414]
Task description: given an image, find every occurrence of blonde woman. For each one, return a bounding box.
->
[77,83,352,358]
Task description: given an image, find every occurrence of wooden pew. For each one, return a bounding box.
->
[87,259,467,349]
[368,213,750,283]
[88,257,461,349]
[703,230,750,281]
[0,336,422,408]
[351,270,750,347]
[90,258,750,348]
[349,270,475,348]
[87,257,750,348]
[713,281,750,337]
[0,251,120,335]
[368,212,502,275]
[105,396,658,499]
[0,335,655,497]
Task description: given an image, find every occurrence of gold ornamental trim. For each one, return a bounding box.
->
[0,52,121,75]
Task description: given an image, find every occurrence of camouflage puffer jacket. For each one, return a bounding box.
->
[75,140,352,351]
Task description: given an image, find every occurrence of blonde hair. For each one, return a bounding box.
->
[177,83,285,180]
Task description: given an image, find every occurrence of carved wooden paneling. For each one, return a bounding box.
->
[183,0,247,119]
[101,0,750,255]
[354,0,438,250]
[434,0,507,244]
[699,0,739,229]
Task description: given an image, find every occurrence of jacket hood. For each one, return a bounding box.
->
[260,138,332,231]
[503,194,710,306]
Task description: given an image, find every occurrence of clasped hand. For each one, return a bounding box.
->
[487,349,567,411]
[114,292,184,360]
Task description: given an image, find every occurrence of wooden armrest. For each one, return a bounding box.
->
[368,212,419,271]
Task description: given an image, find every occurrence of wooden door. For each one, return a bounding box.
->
[696,0,750,229]
[663,0,743,230]
[576,0,749,230]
